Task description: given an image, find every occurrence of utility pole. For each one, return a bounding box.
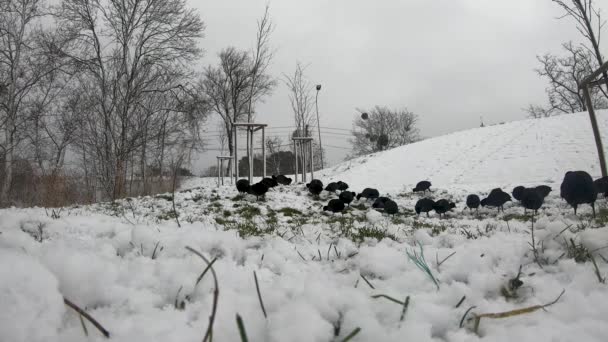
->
[315,84,323,169]
[580,60,608,177]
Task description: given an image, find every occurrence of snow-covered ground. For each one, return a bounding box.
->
[2,113,608,342]
[321,111,608,192]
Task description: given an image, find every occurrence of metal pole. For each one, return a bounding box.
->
[300,142,305,182]
[230,157,234,184]
[315,85,324,169]
[303,141,307,183]
[246,128,249,182]
[249,128,254,182]
[310,141,315,180]
[234,128,239,182]
[583,85,608,177]
[217,157,220,186]
[262,127,266,178]
[221,160,225,185]
[294,140,298,183]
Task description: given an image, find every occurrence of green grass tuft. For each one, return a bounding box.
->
[278,207,303,217]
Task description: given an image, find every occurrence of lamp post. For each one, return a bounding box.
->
[315,84,323,170]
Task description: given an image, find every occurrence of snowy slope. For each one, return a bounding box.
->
[321,111,608,192]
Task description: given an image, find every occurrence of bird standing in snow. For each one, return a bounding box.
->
[339,191,356,207]
[594,176,608,198]
[415,198,435,217]
[249,182,269,200]
[413,181,432,194]
[521,188,543,215]
[306,179,324,197]
[466,194,480,212]
[384,199,399,215]
[481,189,511,212]
[433,199,455,219]
[236,179,250,194]
[560,171,597,217]
[323,199,345,213]
[357,188,380,201]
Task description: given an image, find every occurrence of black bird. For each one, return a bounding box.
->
[306,179,324,197]
[325,182,339,192]
[560,171,597,217]
[273,175,292,186]
[415,198,435,217]
[482,189,511,212]
[323,199,345,213]
[236,179,250,193]
[534,185,552,199]
[337,181,349,191]
[594,176,608,197]
[384,199,399,215]
[339,191,356,207]
[372,197,391,209]
[261,177,278,189]
[521,188,543,215]
[489,188,504,196]
[512,186,525,202]
[249,182,269,200]
[357,188,380,201]
[413,181,432,194]
[466,194,481,212]
[433,199,455,219]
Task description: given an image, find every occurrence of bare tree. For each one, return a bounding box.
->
[350,106,420,157]
[529,42,608,117]
[57,0,206,200]
[216,121,228,155]
[266,136,282,175]
[284,62,316,136]
[0,0,68,205]
[552,0,608,95]
[202,46,274,174]
[202,48,251,174]
[247,4,276,123]
[525,104,554,118]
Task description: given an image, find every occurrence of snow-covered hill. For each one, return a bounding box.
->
[322,111,608,192]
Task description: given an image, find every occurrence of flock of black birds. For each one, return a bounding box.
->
[233,170,606,220]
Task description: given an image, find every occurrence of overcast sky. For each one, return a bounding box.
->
[187,0,604,173]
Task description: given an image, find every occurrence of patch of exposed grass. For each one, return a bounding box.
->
[215,217,235,226]
[503,213,532,222]
[266,209,279,231]
[355,226,396,242]
[226,220,274,238]
[411,220,435,230]
[594,208,608,226]
[223,210,232,218]
[237,205,261,220]
[278,207,303,217]
[410,219,448,236]
[391,216,406,225]
[327,215,357,238]
[430,224,448,236]
[231,194,245,202]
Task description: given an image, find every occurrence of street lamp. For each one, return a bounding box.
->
[315,84,323,169]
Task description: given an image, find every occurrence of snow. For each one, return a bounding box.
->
[2,112,608,341]
[0,249,65,342]
[320,111,608,192]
